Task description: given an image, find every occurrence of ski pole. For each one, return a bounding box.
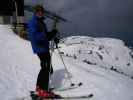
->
[56,46,75,86]
[52,19,73,84]
[50,18,82,87]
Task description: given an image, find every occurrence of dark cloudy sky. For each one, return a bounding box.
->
[25,0,133,36]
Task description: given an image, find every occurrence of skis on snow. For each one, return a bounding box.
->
[21,83,93,100]
[30,91,93,100]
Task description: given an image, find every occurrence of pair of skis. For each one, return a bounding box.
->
[58,94,93,99]
[30,91,93,100]
[30,82,93,100]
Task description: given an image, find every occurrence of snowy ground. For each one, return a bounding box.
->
[0,25,133,100]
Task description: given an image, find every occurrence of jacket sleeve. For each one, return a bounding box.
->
[28,20,48,47]
[27,20,36,41]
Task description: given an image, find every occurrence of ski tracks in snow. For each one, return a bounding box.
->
[52,51,133,100]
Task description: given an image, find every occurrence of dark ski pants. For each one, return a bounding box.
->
[37,52,51,91]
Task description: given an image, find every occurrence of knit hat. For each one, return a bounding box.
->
[33,5,44,13]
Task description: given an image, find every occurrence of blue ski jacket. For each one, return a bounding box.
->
[27,15,49,54]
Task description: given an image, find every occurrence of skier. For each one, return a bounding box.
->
[27,5,60,98]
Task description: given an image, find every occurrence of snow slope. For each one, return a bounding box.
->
[0,25,133,100]
[0,25,40,100]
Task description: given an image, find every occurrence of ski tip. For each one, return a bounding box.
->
[78,82,83,86]
[71,83,75,86]
[90,93,94,97]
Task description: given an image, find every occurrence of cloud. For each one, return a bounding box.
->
[25,0,133,33]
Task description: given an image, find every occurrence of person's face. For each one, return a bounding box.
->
[36,10,44,18]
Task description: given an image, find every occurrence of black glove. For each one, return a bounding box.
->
[51,29,58,34]
[47,29,58,41]
[54,37,60,44]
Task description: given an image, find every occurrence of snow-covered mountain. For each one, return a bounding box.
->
[0,25,133,100]
[59,36,133,77]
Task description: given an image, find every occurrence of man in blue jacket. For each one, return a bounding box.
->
[28,5,60,98]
